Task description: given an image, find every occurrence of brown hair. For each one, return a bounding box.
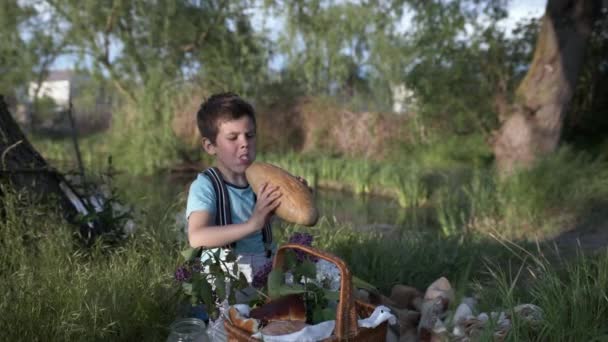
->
[196,92,256,144]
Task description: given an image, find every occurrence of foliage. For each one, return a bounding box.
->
[0,186,180,341]
[173,246,248,321]
[0,1,65,100]
[404,1,538,137]
[254,232,341,324]
[265,0,411,110]
[4,174,608,340]
[564,10,608,148]
[41,0,269,101]
[477,243,608,341]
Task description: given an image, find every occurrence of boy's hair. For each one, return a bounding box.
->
[196,92,256,144]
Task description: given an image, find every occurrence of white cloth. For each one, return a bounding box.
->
[242,305,396,342]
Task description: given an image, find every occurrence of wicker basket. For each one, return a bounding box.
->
[224,243,388,341]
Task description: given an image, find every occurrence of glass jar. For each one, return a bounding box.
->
[166,318,211,342]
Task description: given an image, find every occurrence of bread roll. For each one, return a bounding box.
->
[245,162,318,226]
[228,307,260,334]
[261,320,307,336]
[249,294,307,322]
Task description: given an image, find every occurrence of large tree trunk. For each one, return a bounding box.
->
[491,0,598,174]
[0,95,100,241]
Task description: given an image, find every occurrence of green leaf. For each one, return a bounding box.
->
[312,307,324,324]
[224,251,237,263]
[267,269,284,299]
[277,283,307,297]
[181,282,193,296]
[232,262,239,277]
[237,272,249,290]
[353,275,378,292]
[215,276,226,301]
[285,251,297,270]
[295,260,316,279]
[323,289,340,301]
[181,247,199,261]
[198,279,214,308]
[209,264,222,274]
[321,307,336,322]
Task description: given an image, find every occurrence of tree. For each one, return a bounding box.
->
[266,0,413,110]
[491,0,600,174]
[43,0,269,101]
[0,96,102,242]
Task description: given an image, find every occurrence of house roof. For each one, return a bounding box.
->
[45,70,75,82]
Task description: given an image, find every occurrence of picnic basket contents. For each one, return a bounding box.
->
[223,243,392,341]
[246,162,318,226]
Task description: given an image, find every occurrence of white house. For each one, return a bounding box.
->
[390,83,417,114]
[28,70,86,108]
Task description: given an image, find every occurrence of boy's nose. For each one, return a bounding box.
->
[239,136,249,148]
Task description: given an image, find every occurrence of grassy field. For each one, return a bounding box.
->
[12,131,608,340]
[2,186,608,341]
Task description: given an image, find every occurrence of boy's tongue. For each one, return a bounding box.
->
[238,155,250,164]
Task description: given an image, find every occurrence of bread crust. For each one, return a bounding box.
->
[245,162,318,226]
[228,307,260,334]
[249,294,307,323]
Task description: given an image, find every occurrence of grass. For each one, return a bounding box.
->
[13,119,608,340]
[3,186,608,341]
[0,187,183,341]
[263,145,608,240]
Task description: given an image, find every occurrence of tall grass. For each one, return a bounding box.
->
[0,188,182,341]
[477,243,608,341]
[108,72,182,175]
[264,145,608,239]
[3,183,608,340]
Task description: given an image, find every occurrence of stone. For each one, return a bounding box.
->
[390,284,424,310]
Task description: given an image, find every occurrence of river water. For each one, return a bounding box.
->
[113,172,434,233]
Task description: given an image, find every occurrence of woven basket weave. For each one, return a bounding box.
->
[224,243,388,341]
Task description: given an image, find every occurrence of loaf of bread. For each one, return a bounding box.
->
[260,320,307,336]
[228,307,260,334]
[245,162,318,226]
[249,294,307,323]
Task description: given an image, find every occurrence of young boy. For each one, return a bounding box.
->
[186,92,282,282]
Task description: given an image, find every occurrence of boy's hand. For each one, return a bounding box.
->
[249,182,282,230]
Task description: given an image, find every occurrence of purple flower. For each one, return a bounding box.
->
[189,259,203,273]
[289,232,313,246]
[288,232,317,262]
[174,266,192,282]
[252,260,273,289]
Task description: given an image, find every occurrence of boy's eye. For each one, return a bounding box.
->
[227,135,237,140]
[246,133,256,138]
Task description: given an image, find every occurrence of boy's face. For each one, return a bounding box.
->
[203,116,256,177]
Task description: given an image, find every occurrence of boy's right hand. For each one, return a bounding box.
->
[249,182,282,230]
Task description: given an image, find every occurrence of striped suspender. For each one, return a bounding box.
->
[202,167,272,256]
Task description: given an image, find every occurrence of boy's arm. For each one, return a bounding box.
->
[187,183,281,248]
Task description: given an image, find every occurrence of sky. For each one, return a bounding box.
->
[52,0,547,70]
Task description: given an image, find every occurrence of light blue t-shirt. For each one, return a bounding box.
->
[186,173,266,254]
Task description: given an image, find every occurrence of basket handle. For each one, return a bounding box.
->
[272,243,359,340]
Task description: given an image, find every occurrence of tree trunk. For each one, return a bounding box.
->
[0,95,99,241]
[491,0,598,174]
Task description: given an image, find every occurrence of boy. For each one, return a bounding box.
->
[186,92,282,282]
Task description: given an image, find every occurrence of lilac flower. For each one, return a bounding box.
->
[174,266,192,282]
[289,232,318,262]
[189,259,203,273]
[252,260,273,289]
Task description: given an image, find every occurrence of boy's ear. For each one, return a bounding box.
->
[202,138,216,155]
